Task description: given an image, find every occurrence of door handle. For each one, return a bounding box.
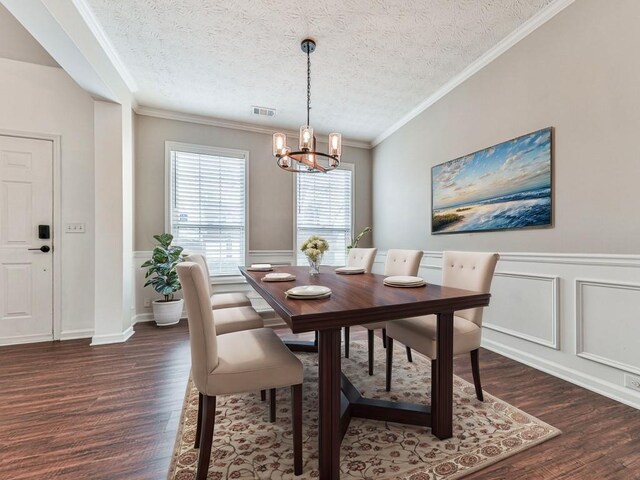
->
[28,245,51,253]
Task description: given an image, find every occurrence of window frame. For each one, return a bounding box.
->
[164,141,250,279]
[293,162,355,266]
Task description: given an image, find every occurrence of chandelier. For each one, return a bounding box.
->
[272,39,342,173]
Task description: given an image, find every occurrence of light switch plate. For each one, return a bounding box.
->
[65,223,85,233]
[624,374,640,393]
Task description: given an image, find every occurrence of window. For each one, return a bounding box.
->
[166,142,248,276]
[295,165,354,266]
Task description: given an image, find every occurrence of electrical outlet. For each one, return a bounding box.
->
[65,223,85,233]
[624,374,640,393]
[143,298,151,308]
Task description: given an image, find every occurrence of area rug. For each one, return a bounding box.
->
[168,340,560,479]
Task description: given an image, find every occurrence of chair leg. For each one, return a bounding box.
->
[194,392,203,449]
[269,388,276,422]
[386,337,394,391]
[260,390,266,401]
[367,329,374,376]
[406,346,413,363]
[344,326,350,358]
[382,328,387,348]
[291,384,303,475]
[196,395,216,480]
[470,349,484,401]
[313,331,319,346]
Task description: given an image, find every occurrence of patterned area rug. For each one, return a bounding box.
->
[169,340,559,479]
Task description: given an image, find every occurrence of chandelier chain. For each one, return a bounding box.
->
[306,48,311,127]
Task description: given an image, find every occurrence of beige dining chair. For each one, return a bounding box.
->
[185,253,252,310]
[361,249,424,375]
[342,247,377,358]
[385,251,499,401]
[177,262,304,479]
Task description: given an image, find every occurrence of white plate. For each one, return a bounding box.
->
[262,273,296,282]
[247,264,273,271]
[384,281,426,288]
[335,266,365,274]
[286,291,332,300]
[384,275,424,284]
[285,285,331,297]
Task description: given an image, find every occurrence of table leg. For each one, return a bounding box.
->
[318,328,342,480]
[432,311,454,440]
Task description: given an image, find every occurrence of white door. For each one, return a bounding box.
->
[0,135,53,345]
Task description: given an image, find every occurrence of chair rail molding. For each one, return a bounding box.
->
[374,250,640,410]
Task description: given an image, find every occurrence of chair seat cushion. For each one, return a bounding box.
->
[206,328,304,396]
[386,315,481,359]
[211,292,251,310]
[363,321,386,330]
[214,306,264,335]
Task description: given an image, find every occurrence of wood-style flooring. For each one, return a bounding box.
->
[1,321,639,479]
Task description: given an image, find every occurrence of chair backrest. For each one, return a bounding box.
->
[384,249,424,276]
[184,253,211,294]
[442,251,499,327]
[346,247,378,273]
[176,262,219,394]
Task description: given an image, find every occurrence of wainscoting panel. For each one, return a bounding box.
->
[483,272,559,349]
[576,279,640,376]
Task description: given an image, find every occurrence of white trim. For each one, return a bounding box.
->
[575,279,640,376]
[132,313,155,324]
[483,272,560,350]
[293,162,355,266]
[482,337,640,411]
[248,250,295,257]
[136,106,371,149]
[164,141,250,275]
[0,129,62,342]
[372,0,576,146]
[90,325,134,346]
[0,334,54,346]
[59,329,93,341]
[70,0,138,92]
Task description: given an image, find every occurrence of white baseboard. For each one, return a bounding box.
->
[90,326,135,346]
[482,338,640,411]
[59,329,93,341]
[132,313,155,324]
[0,333,53,346]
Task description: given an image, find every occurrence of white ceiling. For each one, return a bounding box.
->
[84,0,554,143]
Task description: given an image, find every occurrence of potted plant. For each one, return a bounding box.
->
[347,226,372,251]
[142,233,185,326]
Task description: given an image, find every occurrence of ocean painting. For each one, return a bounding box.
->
[431,128,552,234]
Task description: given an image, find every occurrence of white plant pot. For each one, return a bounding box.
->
[152,298,184,326]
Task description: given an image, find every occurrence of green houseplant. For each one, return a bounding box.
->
[142,233,185,326]
[347,226,372,251]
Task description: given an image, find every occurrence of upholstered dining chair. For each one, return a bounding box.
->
[177,262,304,479]
[185,253,252,310]
[342,247,377,358]
[184,253,264,335]
[385,251,499,401]
[362,249,424,375]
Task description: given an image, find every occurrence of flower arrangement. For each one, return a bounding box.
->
[300,235,329,275]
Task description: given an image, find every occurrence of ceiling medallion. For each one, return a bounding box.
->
[272,39,342,173]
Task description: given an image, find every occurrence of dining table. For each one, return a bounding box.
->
[240,265,491,480]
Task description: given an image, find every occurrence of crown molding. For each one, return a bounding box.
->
[71,0,138,93]
[371,0,576,147]
[134,106,373,150]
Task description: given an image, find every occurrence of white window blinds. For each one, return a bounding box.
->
[296,167,353,266]
[168,147,247,276]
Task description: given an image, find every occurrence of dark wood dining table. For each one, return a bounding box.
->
[240,266,491,480]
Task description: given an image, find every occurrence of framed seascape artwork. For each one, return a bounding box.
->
[431,127,552,234]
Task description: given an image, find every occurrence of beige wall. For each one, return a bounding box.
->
[134,114,373,251]
[0,58,95,336]
[372,0,640,254]
[0,4,58,67]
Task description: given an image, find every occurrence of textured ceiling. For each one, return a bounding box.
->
[84,0,554,142]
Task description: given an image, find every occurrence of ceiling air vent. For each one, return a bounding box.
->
[252,106,276,118]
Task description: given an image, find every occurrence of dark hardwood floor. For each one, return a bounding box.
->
[1,321,639,479]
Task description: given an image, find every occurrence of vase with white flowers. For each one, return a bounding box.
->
[300,235,329,276]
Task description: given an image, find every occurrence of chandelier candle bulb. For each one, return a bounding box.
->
[328,133,342,157]
[299,126,313,150]
[272,132,287,156]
